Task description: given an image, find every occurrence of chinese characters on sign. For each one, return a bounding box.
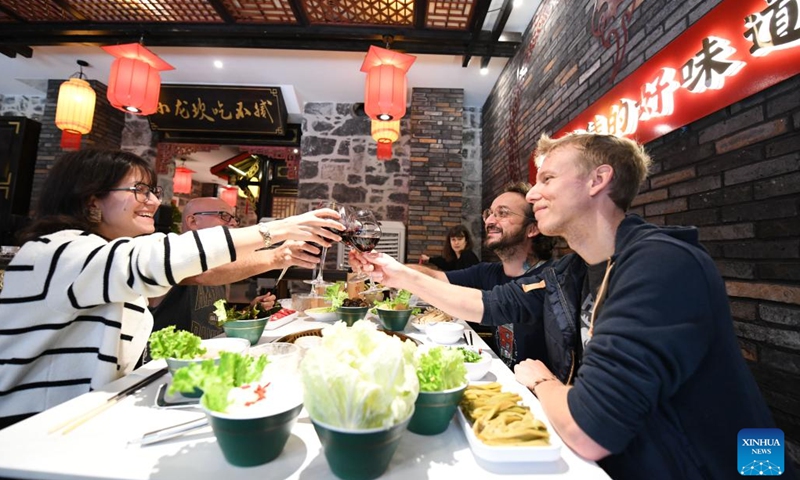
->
[550,0,800,162]
[148,85,287,135]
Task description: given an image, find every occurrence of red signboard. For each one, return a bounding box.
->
[536,0,800,182]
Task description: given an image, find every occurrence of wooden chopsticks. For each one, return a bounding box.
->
[49,367,168,435]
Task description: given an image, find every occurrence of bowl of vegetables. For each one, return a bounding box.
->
[170,352,303,467]
[301,321,419,479]
[214,299,283,345]
[459,347,492,381]
[148,327,250,397]
[373,290,419,332]
[407,346,468,436]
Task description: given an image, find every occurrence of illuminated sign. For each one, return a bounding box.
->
[148,85,287,135]
[542,0,800,181]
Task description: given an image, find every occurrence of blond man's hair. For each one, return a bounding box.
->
[535,133,652,211]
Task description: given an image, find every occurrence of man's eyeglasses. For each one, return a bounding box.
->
[482,206,530,221]
[192,211,240,225]
[108,183,163,202]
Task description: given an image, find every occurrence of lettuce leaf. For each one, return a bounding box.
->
[169,351,269,412]
[300,321,419,429]
[148,326,206,360]
[324,282,348,312]
[416,347,467,392]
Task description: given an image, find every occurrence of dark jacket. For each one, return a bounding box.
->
[481,253,584,382]
[481,215,779,480]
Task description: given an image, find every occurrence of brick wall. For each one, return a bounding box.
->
[636,76,800,463]
[407,88,465,261]
[481,0,799,465]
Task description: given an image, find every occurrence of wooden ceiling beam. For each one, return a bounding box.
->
[413,0,429,29]
[49,0,87,20]
[0,45,32,58]
[205,0,236,23]
[286,0,310,26]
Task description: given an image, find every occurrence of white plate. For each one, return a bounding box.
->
[457,407,562,463]
[304,307,338,322]
[264,311,300,330]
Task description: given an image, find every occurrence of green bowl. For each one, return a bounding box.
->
[205,402,303,467]
[312,410,413,480]
[376,308,412,332]
[336,306,369,327]
[222,317,268,345]
[407,383,467,435]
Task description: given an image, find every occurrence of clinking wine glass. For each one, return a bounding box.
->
[304,201,347,295]
[343,208,382,294]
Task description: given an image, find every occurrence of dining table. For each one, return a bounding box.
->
[0,311,610,480]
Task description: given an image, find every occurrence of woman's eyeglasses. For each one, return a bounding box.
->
[482,206,529,221]
[108,183,164,202]
[192,211,240,225]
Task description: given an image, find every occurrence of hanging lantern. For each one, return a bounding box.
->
[55,60,96,151]
[376,142,393,161]
[371,119,400,144]
[360,45,416,121]
[173,165,195,195]
[102,43,174,116]
[220,186,238,208]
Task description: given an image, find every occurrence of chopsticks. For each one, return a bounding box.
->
[463,330,474,346]
[49,367,168,435]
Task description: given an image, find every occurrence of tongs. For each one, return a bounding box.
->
[129,417,209,447]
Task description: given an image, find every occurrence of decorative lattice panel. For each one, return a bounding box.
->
[302,0,414,26]
[0,9,12,21]
[426,0,473,29]
[221,0,297,23]
[0,0,72,21]
[70,0,223,23]
[271,195,297,219]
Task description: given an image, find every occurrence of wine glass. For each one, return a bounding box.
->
[346,209,382,293]
[304,201,347,295]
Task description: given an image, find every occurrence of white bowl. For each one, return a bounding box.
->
[304,307,338,322]
[463,349,492,381]
[249,342,301,376]
[426,322,465,345]
[165,337,250,376]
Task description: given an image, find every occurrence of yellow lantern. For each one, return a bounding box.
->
[55,61,96,135]
[371,119,400,144]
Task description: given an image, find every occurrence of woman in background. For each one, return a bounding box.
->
[0,149,343,428]
[420,224,479,271]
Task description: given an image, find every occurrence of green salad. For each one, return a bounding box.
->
[169,351,269,412]
[212,299,281,325]
[416,346,467,392]
[148,326,206,360]
[457,347,483,363]
[371,289,421,314]
[322,282,348,312]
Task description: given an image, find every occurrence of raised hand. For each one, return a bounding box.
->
[270,241,322,270]
[266,208,344,246]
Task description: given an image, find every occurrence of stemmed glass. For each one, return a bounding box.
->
[304,201,347,295]
[344,208,382,294]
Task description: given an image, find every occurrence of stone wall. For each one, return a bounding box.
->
[480,0,799,464]
[0,94,46,121]
[462,106,483,257]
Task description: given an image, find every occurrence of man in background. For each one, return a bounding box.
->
[151,197,319,338]
[409,182,557,365]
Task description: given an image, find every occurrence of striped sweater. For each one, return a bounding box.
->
[0,227,236,418]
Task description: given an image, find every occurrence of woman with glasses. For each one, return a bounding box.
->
[0,149,343,428]
[419,224,479,272]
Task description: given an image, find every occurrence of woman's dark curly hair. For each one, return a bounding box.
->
[18,149,156,244]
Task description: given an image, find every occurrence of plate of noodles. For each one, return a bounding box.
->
[457,382,562,463]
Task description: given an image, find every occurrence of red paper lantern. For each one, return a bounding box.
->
[376,142,393,161]
[102,43,174,116]
[220,186,238,207]
[361,46,416,121]
[371,119,400,144]
[173,166,195,195]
